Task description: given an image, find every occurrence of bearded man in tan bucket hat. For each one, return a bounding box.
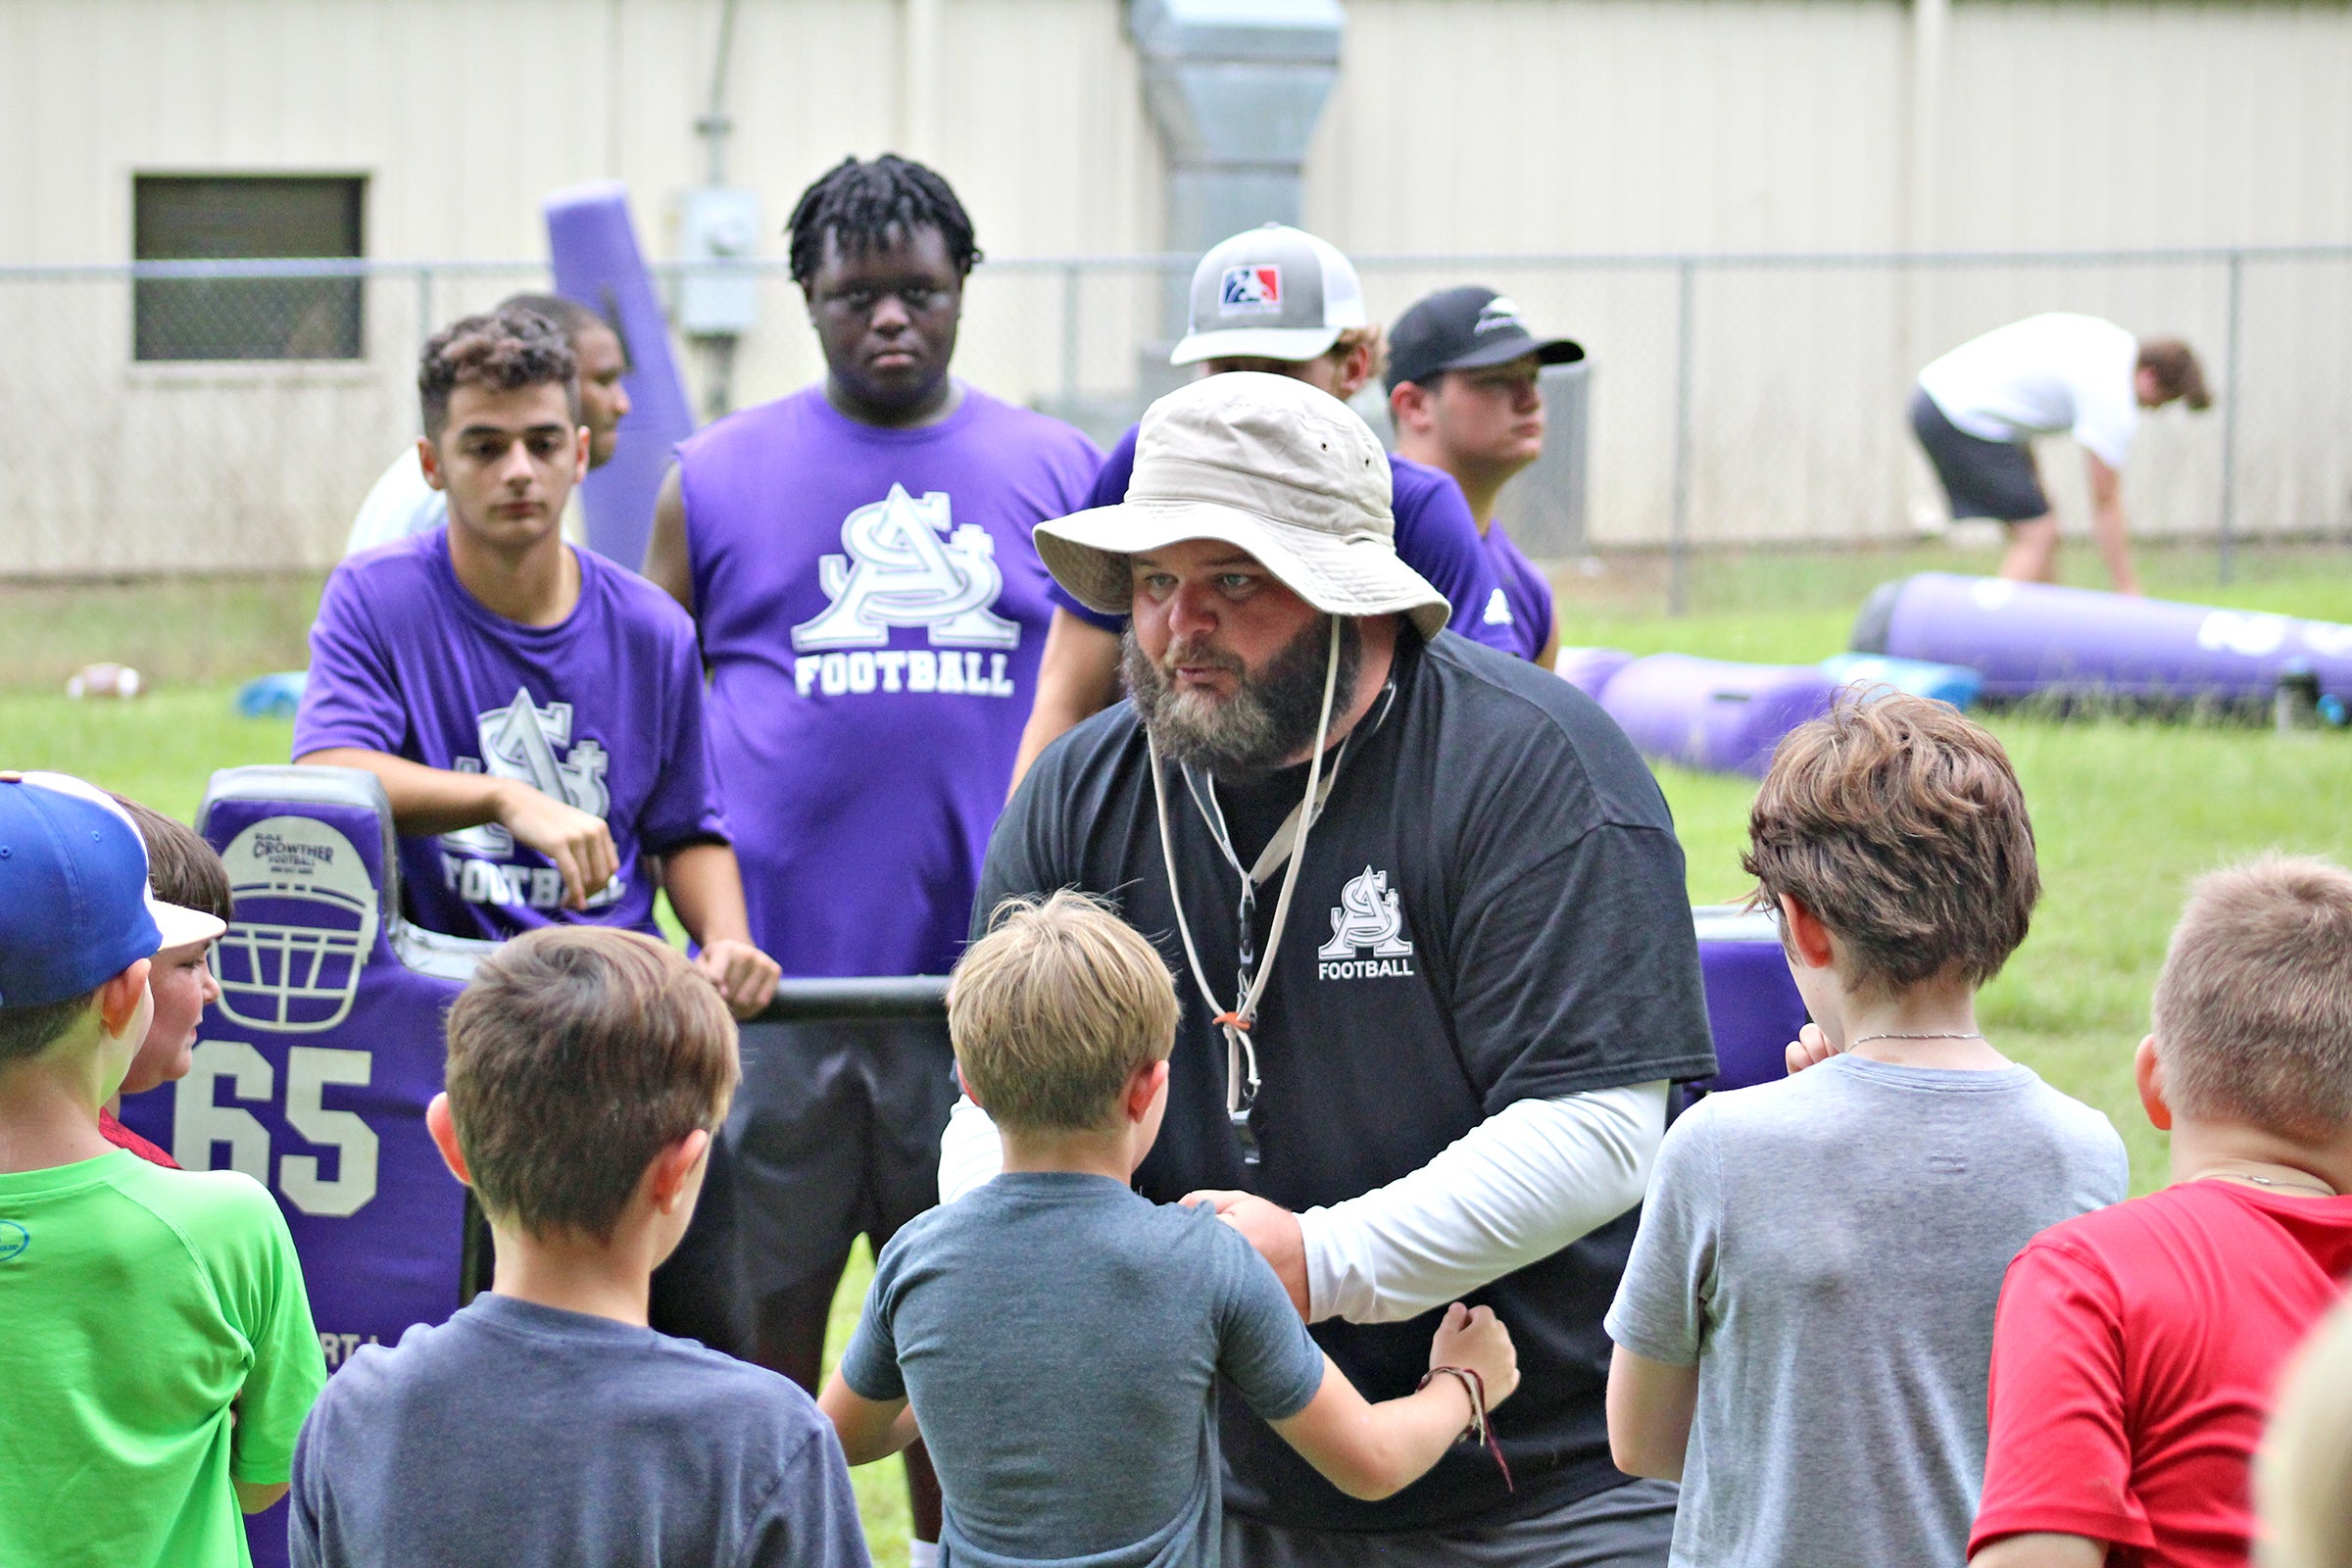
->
[941,371,1717,1568]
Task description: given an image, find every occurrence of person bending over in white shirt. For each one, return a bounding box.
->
[1912,313,2208,594]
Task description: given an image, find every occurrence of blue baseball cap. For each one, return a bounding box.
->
[0,771,226,1009]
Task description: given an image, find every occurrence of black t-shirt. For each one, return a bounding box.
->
[977,629,1717,1534]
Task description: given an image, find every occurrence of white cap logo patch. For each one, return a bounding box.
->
[1219,265,1283,316]
[1474,296,1526,334]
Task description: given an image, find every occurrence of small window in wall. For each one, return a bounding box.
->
[133,175,366,361]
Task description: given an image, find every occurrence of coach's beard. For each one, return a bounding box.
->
[1123,614,1361,776]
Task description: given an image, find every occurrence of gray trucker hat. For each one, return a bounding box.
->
[1170,223,1369,368]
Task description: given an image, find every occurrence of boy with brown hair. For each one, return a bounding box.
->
[1970,857,2352,1568]
[288,927,868,1568]
[820,891,1520,1568]
[102,795,235,1166]
[0,770,320,1568]
[1604,695,2127,1568]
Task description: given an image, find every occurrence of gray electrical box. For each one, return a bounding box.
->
[1492,361,1592,559]
[676,185,760,336]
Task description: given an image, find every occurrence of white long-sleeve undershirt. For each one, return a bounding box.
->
[935,1080,1668,1325]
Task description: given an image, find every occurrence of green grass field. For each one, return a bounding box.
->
[7,537,2352,1563]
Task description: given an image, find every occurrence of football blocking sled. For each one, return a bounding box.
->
[119,766,494,1568]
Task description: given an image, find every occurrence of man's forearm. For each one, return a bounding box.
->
[297,747,510,836]
[1299,1082,1668,1324]
[661,841,752,946]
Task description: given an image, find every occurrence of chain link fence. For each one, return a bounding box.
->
[6,248,2349,595]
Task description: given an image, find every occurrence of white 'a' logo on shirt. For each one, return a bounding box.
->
[1318,865,1416,961]
[791,485,1021,653]
[443,686,612,859]
[1483,587,1515,626]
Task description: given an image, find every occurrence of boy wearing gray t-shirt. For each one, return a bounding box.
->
[820,892,1521,1568]
[1604,695,2128,1568]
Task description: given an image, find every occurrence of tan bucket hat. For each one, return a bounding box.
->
[1034,372,1451,640]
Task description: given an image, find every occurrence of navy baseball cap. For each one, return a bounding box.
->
[1384,286,1584,394]
[0,771,226,1009]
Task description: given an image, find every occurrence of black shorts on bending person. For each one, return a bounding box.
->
[1909,386,2050,523]
[726,1016,962,1301]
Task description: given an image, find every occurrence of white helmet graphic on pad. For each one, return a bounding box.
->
[213,814,381,1033]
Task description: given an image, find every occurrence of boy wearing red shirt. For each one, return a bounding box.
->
[1971,857,2352,1568]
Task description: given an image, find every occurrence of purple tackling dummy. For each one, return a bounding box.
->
[678,385,1100,975]
[545,181,697,573]
[1690,905,1810,1094]
[119,766,479,1568]
[1600,653,1842,778]
[1855,572,2352,703]
[294,531,726,942]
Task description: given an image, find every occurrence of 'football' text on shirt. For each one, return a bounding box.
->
[793,648,1020,700]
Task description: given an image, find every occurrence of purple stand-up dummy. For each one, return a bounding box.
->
[1853,572,2352,703]
[1600,654,1842,777]
[545,181,698,574]
[120,766,490,1568]
[1691,906,1808,1095]
[1554,647,1635,703]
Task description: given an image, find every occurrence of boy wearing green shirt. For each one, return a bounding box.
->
[0,770,326,1568]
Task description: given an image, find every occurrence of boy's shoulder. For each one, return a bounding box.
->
[879,1178,1254,1294]
[100,1156,290,1252]
[319,1295,825,1444]
[576,546,702,652]
[1667,1057,2124,1184]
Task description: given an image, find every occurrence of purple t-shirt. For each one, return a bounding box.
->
[1478,521,1556,662]
[677,383,1101,977]
[1047,423,1513,653]
[293,528,727,941]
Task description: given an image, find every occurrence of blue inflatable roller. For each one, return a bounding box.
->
[1853,572,2352,704]
[1600,654,1841,777]
[1555,646,1634,702]
[545,181,698,574]
[1818,652,1983,710]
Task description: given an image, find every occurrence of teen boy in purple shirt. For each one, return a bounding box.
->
[1008,224,1510,790]
[296,306,779,1013]
[1388,286,1584,668]
[641,155,1099,1563]
[297,308,778,1358]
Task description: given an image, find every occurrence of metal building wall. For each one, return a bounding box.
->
[4,0,2349,574]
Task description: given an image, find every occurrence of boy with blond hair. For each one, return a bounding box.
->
[0,770,320,1568]
[821,891,1520,1568]
[1971,857,2352,1568]
[289,928,867,1568]
[1604,696,2128,1567]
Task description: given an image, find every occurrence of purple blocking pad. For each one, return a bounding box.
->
[1600,654,1842,777]
[1692,905,1808,1094]
[545,181,699,574]
[1853,572,2352,704]
[1553,646,1635,702]
[117,767,480,1568]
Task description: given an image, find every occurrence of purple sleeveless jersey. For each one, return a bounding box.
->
[677,383,1101,977]
[293,529,727,941]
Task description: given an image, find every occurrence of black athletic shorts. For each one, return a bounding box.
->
[726,1016,961,1300]
[1910,386,2049,523]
